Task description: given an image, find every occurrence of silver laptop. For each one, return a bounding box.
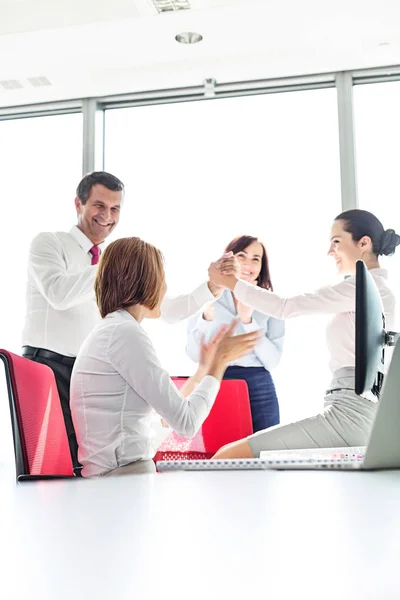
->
[157,340,400,472]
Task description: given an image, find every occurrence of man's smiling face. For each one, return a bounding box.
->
[75,184,122,245]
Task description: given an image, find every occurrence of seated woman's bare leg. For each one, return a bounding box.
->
[212,439,254,459]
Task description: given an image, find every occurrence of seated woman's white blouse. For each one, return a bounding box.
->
[233,268,396,374]
[70,309,220,477]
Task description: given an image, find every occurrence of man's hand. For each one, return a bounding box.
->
[207,252,241,295]
[208,253,239,292]
[217,252,241,278]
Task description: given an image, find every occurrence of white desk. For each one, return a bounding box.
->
[1,465,400,600]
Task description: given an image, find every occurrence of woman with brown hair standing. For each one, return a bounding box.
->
[187,235,284,432]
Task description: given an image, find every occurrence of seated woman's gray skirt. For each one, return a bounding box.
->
[247,367,378,458]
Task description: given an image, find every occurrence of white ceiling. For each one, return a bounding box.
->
[1,0,400,108]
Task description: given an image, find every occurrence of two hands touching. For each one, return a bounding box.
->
[206,252,255,324]
[207,251,240,296]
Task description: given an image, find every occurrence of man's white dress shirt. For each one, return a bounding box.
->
[70,309,220,477]
[22,226,215,356]
[233,269,395,374]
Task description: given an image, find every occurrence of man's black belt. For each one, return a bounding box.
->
[22,346,76,366]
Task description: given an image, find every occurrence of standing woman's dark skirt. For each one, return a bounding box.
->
[223,365,280,433]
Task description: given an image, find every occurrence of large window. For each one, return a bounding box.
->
[354,81,400,330]
[105,89,341,424]
[0,113,82,463]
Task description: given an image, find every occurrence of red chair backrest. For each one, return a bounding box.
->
[0,349,74,477]
[197,378,253,451]
[154,378,253,462]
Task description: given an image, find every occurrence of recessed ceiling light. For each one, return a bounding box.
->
[175,32,203,44]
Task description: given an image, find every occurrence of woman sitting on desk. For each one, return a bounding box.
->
[186,235,284,433]
[208,209,400,460]
[70,237,260,477]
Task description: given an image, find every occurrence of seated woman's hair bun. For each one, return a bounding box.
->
[379,228,400,256]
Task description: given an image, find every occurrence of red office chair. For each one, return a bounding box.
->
[0,349,74,481]
[154,378,252,463]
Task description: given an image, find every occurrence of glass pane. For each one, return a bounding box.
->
[105,90,341,424]
[354,81,400,330]
[0,113,82,464]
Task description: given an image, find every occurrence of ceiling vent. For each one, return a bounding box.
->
[0,77,52,91]
[28,76,52,87]
[0,79,23,90]
[151,0,191,12]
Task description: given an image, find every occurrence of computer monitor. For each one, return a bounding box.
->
[355,260,386,396]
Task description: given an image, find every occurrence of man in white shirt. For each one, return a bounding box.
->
[21,171,222,473]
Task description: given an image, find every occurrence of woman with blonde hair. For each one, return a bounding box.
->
[70,237,260,477]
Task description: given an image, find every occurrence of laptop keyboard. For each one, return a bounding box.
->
[156,447,367,471]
